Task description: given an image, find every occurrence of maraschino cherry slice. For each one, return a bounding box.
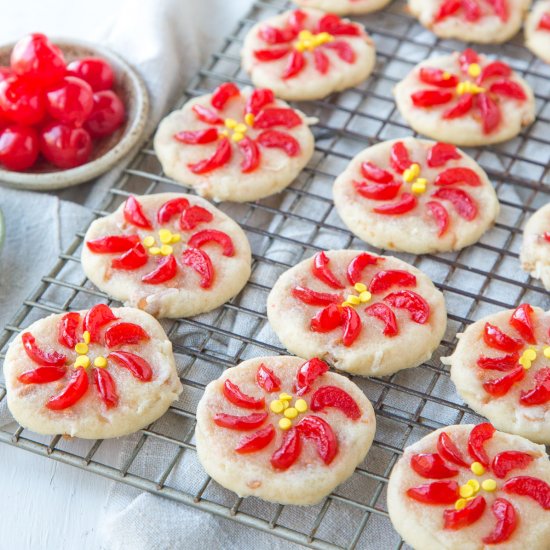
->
[410,453,459,479]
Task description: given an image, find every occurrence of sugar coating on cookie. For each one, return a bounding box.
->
[387,423,550,550]
[333,138,500,254]
[267,250,447,376]
[394,49,535,146]
[3,306,182,439]
[293,0,391,15]
[154,84,315,202]
[241,8,376,101]
[82,193,251,319]
[409,0,531,43]
[520,203,550,290]
[444,304,550,444]
[526,1,550,63]
[195,355,376,505]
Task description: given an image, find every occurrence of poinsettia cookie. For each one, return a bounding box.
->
[333,138,499,254]
[409,0,531,44]
[82,193,251,318]
[195,355,375,505]
[267,250,447,376]
[154,84,314,202]
[444,304,550,444]
[520,202,550,291]
[394,49,535,146]
[3,305,182,439]
[387,423,550,549]
[526,1,550,65]
[241,9,376,101]
[293,0,391,15]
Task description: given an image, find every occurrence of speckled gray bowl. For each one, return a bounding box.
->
[0,39,149,191]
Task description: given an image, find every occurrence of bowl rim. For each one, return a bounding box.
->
[0,38,150,191]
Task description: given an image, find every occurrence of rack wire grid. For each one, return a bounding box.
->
[1,0,550,548]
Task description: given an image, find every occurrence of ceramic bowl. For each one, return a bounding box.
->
[0,39,150,191]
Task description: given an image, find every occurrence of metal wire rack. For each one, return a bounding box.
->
[1,0,549,547]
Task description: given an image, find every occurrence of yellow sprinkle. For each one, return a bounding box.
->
[468,63,482,78]
[519,357,532,370]
[459,484,474,498]
[298,30,313,40]
[442,71,452,80]
[456,82,466,95]
[347,295,361,305]
[455,498,467,511]
[279,418,292,430]
[234,123,247,134]
[482,479,497,492]
[279,393,292,401]
[524,348,537,361]
[74,355,90,369]
[149,246,161,255]
[302,39,314,51]
[170,234,181,244]
[404,164,420,182]
[354,283,367,292]
[284,407,299,419]
[282,400,290,410]
[317,31,333,44]
[244,113,255,126]
[544,347,550,358]
[270,400,284,414]
[94,356,107,368]
[231,132,244,142]
[411,181,427,195]
[160,244,173,256]
[219,129,229,138]
[224,118,237,129]
[295,42,305,53]
[75,342,88,355]
[471,462,486,476]
[359,291,372,303]
[82,331,91,344]
[467,479,480,493]
[341,301,352,308]
[158,229,172,244]
[295,399,308,413]
[142,235,155,248]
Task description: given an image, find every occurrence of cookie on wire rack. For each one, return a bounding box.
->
[82,193,251,319]
[394,48,536,146]
[293,0,392,14]
[267,249,447,377]
[333,137,500,254]
[525,0,550,63]
[444,304,550,444]
[387,423,550,549]
[3,305,182,439]
[241,8,376,101]
[520,202,550,290]
[195,355,376,505]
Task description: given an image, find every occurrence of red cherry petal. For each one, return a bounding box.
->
[188,137,232,174]
[86,234,140,254]
[83,304,117,343]
[245,88,275,115]
[256,364,281,393]
[483,323,523,352]
[373,192,417,215]
[478,61,512,84]
[407,481,459,504]
[18,366,66,384]
[419,67,459,88]
[502,476,550,509]
[482,498,517,544]
[489,80,527,101]
[93,367,118,408]
[253,107,302,129]
[282,50,305,79]
[294,357,329,396]
[316,14,362,36]
[214,411,268,430]
[258,25,297,45]
[361,161,394,183]
[478,93,501,134]
[271,427,301,470]
[383,290,430,324]
[482,365,525,397]
[310,304,343,333]
[111,243,148,270]
[434,167,481,187]
[459,48,480,72]
[426,201,450,237]
[431,188,477,221]
[346,252,382,285]
[368,270,417,294]
[488,0,508,21]
[312,251,344,289]
[288,9,307,31]
[492,451,535,479]
[310,385,361,420]
[182,247,214,288]
[107,351,153,381]
[390,141,412,173]
[173,128,219,144]
[179,205,214,231]
[58,312,81,349]
[434,0,462,21]
[291,286,342,306]
[462,0,482,21]
[444,495,486,530]
[187,229,234,256]
[141,254,178,285]
[46,367,89,410]
[223,379,265,410]
[443,93,474,120]
[235,424,276,454]
[296,415,338,464]
[509,303,537,344]
[256,130,300,156]
[123,196,152,229]
[192,104,223,124]
[157,197,190,225]
[22,332,66,366]
[411,453,459,478]
[411,89,453,108]
[437,432,469,467]
[253,47,291,62]
[427,142,461,167]
[520,367,550,406]
[342,306,361,346]
[354,180,402,201]
[313,48,329,74]
[468,422,495,466]
[238,135,260,173]
[365,302,398,336]
[210,83,240,110]
[477,352,520,371]
[104,323,150,348]
[323,41,355,63]
[538,12,550,30]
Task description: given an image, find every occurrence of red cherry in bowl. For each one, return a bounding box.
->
[0,125,39,170]
[0,75,46,126]
[39,121,92,169]
[67,57,114,91]
[85,90,125,138]
[45,76,94,127]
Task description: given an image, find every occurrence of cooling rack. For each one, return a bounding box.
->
[1,0,549,548]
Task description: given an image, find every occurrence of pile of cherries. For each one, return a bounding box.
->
[0,33,126,172]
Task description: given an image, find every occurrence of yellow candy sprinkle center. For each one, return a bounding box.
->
[459,484,474,498]
[244,113,255,126]
[271,393,310,430]
[295,399,308,413]
[270,400,284,414]
[455,498,468,510]
[342,283,372,309]
[279,392,292,401]
[75,342,88,355]
[456,81,485,96]
[482,479,497,492]
[295,29,333,52]
[94,356,107,368]
[143,235,155,248]
[83,331,91,344]
[471,462,486,476]
[223,117,249,143]
[284,407,298,419]
[403,163,428,195]
[143,229,181,256]
[468,63,482,78]
[467,479,480,492]
[149,246,161,255]
[279,418,292,430]
[354,282,367,292]
[75,355,90,369]
[544,346,550,359]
